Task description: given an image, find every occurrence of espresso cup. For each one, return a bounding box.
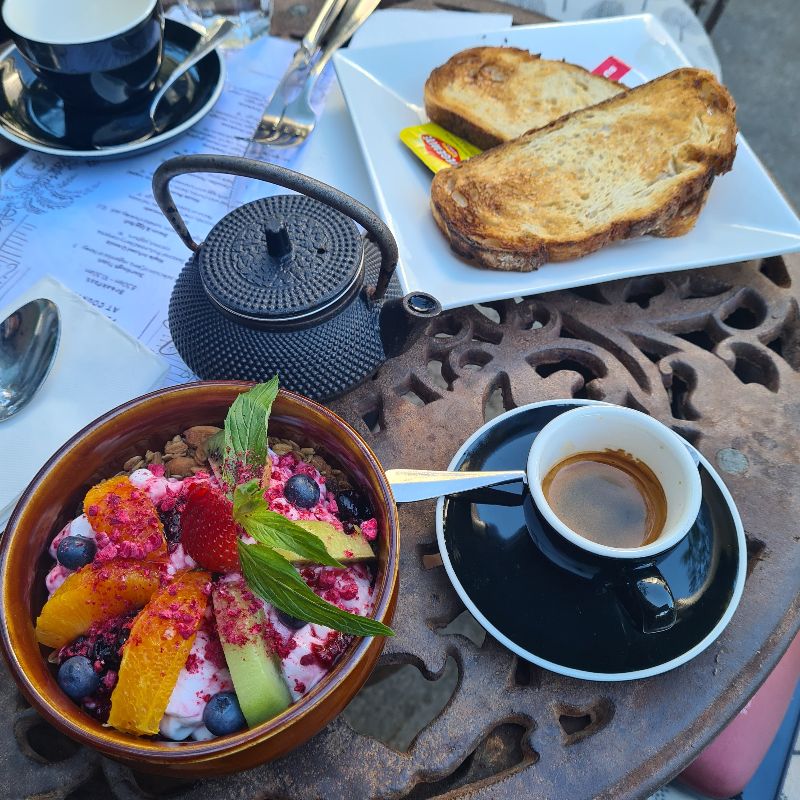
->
[526,405,702,633]
[2,0,165,112]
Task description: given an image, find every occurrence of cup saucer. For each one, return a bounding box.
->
[0,19,225,158]
[436,399,747,681]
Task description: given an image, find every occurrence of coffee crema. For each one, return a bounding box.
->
[541,450,667,548]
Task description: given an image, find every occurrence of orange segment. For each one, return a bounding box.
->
[35,561,166,649]
[84,475,167,561]
[108,570,211,736]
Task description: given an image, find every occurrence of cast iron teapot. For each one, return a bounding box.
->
[154,154,441,400]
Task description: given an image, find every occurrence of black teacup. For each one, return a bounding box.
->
[2,0,165,112]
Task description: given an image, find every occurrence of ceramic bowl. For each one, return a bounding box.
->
[0,382,399,776]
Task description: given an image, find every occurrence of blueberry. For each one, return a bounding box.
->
[275,608,308,631]
[56,536,97,570]
[284,474,320,509]
[92,624,130,673]
[57,656,100,700]
[336,490,372,522]
[93,637,116,669]
[158,508,181,547]
[203,691,247,736]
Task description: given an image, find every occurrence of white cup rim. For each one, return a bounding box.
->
[527,405,703,559]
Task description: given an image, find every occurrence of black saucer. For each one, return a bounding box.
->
[0,19,224,157]
[437,400,746,681]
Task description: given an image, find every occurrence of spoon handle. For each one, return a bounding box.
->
[386,469,527,504]
[149,19,235,120]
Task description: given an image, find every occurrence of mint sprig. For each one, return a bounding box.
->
[216,379,392,638]
[233,480,343,568]
[238,541,393,638]
[221,376,279,489]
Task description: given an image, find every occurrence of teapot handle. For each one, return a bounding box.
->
[152,154,399,300]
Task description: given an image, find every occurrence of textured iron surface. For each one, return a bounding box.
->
[170,239,404,400]
[4,254,800,799]
[198,194,363,321]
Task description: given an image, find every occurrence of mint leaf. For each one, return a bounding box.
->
[233,480,343,568]
[238,542,393,637]
[222,377,279,488]
[232,478,265,518]
[227,378,278,458]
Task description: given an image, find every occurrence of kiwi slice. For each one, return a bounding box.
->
[212,583,291,728]
[275,520,375,563]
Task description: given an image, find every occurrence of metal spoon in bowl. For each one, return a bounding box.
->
[0,299,60,422]
[386,468,527,503]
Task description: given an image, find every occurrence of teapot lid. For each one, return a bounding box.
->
[198,194,364,328]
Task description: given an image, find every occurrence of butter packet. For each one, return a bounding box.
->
[400,123,482,174]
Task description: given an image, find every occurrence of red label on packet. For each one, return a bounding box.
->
[399,124,482,173]
[592,56,631,81]
[421,134,462,167]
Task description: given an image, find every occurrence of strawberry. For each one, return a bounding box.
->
[180,484,240,573]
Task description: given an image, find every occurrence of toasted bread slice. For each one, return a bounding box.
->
[424,47,625,149]
[430,68,737,272]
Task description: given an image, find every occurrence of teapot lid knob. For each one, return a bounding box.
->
[264,223,292,261]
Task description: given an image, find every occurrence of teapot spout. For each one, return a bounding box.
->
[379,292,442,359]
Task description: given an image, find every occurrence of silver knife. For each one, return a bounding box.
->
[250,0,348,142]
[229,0,379,209]
[249,0,380,148]
[293,0,382,93]
[277,0,382,113]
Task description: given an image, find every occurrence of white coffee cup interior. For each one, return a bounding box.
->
[3,0,158,46]
[527,405,702,558]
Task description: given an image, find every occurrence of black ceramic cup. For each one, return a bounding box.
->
[2,0,165,112]
[523,495,684,634]
[525,405,703,634]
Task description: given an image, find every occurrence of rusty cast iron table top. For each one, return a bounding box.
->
[3,3,800,799]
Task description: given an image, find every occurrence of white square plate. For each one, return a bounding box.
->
[333,14,800,310]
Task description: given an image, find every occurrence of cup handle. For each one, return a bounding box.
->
[619,564,676,634]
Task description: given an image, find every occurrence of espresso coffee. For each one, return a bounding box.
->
[542,450,667,548]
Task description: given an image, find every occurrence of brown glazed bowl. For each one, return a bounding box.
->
[0,382,399,776]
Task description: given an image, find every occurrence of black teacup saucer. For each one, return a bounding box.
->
[436,400,746,681]
[0,19,224,158]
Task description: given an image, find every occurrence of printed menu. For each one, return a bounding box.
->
[0,35,328,386]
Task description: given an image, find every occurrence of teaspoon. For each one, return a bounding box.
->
[0,298,60,422]
[91,19,234,149]
[147,19,234,131]
[386,468,527,503]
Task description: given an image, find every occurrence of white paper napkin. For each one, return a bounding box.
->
[0,277,168,524]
